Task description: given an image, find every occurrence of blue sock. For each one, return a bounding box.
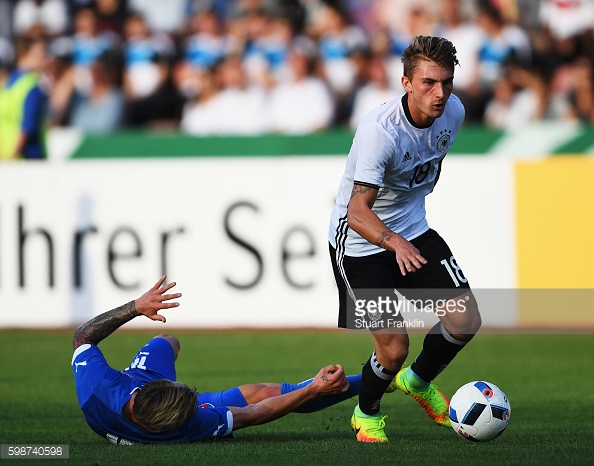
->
[281,374,361,413]
[405,366,430,391]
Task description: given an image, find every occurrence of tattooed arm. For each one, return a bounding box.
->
[347,181,427,276]
[72,276,182,350]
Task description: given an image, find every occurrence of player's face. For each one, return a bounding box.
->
[402,59,454,127]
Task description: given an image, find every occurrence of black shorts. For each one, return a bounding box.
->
[330,229,471,328]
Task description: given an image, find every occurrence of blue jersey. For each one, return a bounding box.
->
[71,338,233,444]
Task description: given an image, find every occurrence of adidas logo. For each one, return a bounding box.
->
[403,152,411,161]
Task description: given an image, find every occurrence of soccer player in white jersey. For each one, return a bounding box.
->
[72,276,364,444]
[328,36,482,442]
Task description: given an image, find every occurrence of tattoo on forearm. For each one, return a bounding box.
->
[350,184,373,199]
[375,230,394,249]
[73,301,138,349]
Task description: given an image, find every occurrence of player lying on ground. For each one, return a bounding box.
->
[72,276,365,445]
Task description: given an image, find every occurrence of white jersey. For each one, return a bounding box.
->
[329,94,465,256]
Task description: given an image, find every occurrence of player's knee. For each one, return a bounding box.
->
[260,386,281,401]
[154,334,180,359]
[381,342,408,370]
[470,309,482,334]
[374,333,409,371]
[464,297,482,334]
[245,385,281,404]
[450,297,481,341]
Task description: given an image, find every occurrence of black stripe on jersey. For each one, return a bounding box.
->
[334,214,357,303]
[353,181,380,190]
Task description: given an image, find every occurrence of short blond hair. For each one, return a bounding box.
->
[133,380,197,432]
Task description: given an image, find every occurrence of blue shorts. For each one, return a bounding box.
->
[124,337,248,408]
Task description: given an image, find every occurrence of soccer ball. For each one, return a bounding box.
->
[448,381,510,442]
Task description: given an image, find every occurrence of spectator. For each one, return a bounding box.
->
[566,56,594,124]
[12,0,69,38]
[122,13,172,100]
[180,67,223,135]
[475,0,531,92]
[349,54,397,130]
[483,75,516,129]
[243,13,295,88]
[181,53,266,136]
[44,45,74,127]
[122,12,180,127]
[371,0,435,36]
[127,0,189,36]
[66,7,121,96]
[0,0,13,39]
[311,3,367,97]
[214,55,266,135]
[436,0,486,122]
[0,35,14,70]
[342,0,376,32]
[307,3,366,125]
[69,52,124,133]
[484,63,569,130]
[539,0,594,41]
[371,2,436,95]
[265,45,333,134]
[95,0,129,34]
[0,36,49,160]
[173,9,229,100]
[3,0,593,134]
[182,10,228,72]
[236,3,312,89]
[233,7,277,88]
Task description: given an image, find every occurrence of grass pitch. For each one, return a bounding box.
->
[1,330,593,465]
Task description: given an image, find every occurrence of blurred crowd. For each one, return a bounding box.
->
[1,0,594,141]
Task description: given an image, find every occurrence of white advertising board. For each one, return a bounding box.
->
[0,156,514,328]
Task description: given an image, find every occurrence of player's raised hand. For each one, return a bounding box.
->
[134,276,182,323]
[311,364,349,396]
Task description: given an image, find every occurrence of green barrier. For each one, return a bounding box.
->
[552,127,594,154]
[71,126,505,159]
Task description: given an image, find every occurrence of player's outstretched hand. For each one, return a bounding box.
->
[134,276,182,323]
[311,364,349,396]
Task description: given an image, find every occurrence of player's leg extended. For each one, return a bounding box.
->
[412,291,481,383]
[394,230,481,427]
[397,292,481,426]
[351,332,408,443]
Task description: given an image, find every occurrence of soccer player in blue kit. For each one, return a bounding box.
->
[72,276,363,445]
[328,36,482,442]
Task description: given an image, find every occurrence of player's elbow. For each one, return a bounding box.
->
[72,324,93,350]
[346,205,364,232]
[229,405,267,431]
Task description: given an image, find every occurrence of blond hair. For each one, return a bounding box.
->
[133,380,197,432]
[402,36,459,80]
